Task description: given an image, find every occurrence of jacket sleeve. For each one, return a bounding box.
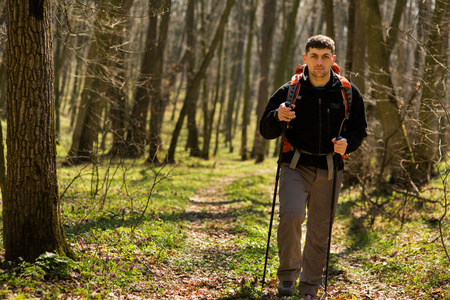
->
[259,83,289,140]
[343,83,368,154]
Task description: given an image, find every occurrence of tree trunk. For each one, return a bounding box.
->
[344,0,355,76]
[201,32,224,160]
[165,0,237,164]
[350,0,366,93]
[412,0,449,185]
[53,4,69,142]
[214,28,230,156]
[108,0,134,157]
[4,0,73,262]
[359,0,413,183]
[67,1,113,164]
[323,0,335,39]
[0,115,6,206]
[0,51,5,116]
[147,0,172,164]
[253,0,277,163]
[0,1,5,114]
[185,0,201,157]
[224,2,246,153]
[126,0,160,158]
[241,0,257,161]
[272,0,301,90]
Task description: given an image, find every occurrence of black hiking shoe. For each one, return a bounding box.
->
[277,281,296,296]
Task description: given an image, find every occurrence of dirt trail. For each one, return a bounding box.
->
[144,172,417,300]
[146,174,254,299]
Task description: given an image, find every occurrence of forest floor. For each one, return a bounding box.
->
[0,157,448,299]
[138,168,446,300]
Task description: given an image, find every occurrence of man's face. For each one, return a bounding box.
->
[303,48,336,79]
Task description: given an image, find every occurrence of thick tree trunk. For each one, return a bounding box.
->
[4,0,73,262]
[412,0,449,185]
[359,0,413,183]
[253,0,277,163]
[165,0,237,163]
[0,1,5,114]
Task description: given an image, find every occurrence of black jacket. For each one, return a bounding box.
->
[260,66,367,170]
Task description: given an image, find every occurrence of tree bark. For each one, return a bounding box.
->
[412,0,449,185]
[272,0,301,91]
[126,0,160,158]
[53,4,70,142]
[4,0,73,262]
[323,0,335,40]
[224,1,246,153]
[201,32,224,160]
[241,0,257,161]
[344,0,355,76]
[359,0,413,183]
[253,0,277,163]
[214,28,230,156]
[0,1,5,113]
[0,51,5,115]
[108,0,134,157]
[350,0,366,94]
[185,0,201,157]
[67,1,114,164]
[165,0,237,163]
[147,0,172,164]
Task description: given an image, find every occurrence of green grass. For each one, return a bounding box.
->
[0,144,449,299]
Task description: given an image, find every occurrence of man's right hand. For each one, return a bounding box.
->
[277,102,296,122]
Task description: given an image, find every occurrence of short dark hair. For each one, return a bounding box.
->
[305,35,335,55]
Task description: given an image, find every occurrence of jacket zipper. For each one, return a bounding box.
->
[318,98,322,154]
[327,108,330,145]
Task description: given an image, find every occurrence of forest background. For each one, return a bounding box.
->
[0,0,449,299]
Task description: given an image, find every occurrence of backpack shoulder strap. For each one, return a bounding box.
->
[286,65,304,105]
[337,75,352,119]
[287,75,302,105]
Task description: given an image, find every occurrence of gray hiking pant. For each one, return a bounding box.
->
[277,163,343,296]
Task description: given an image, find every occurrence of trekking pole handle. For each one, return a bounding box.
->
[334,136,348,158]
[280,101,293,134]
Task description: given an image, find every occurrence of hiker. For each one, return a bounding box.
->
[259,35,367,299]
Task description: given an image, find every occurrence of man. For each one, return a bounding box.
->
[260,35,367,299]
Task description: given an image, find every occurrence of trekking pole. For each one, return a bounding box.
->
[261,102,291,287]
[323,136,343,298]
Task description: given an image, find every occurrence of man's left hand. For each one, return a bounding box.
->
[332,137,347,156]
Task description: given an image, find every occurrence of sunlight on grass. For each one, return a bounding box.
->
[0,149,448,299]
